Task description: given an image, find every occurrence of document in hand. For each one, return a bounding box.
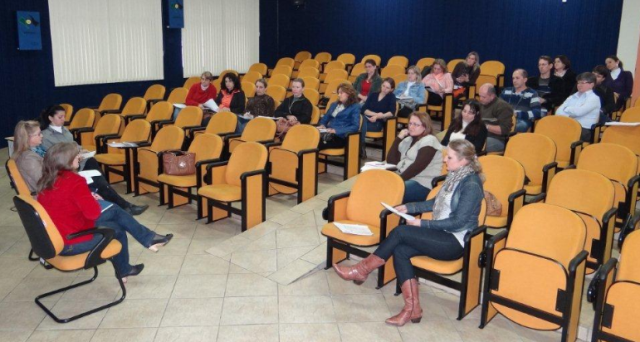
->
[203,99,219,112]
[361,161,397,172]
[334,222,373,236]
[381,202,415,221]
[79,151,96,160]
[78,170,102,185]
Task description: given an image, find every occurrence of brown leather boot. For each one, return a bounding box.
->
[332,254,385,285]
[385,278,422,326]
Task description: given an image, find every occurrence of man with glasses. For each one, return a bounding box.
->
[555,72,600,143]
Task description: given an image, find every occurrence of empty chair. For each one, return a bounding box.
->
[314,52,332,68]
[292,59,320,78]
[320,61,346,81]
[321,79,350,99]
[479,155,526,231]
[534,115,583,168]
[133,125,185,195]
[588,230,640,342]
[143,84,166,109]
[92,93,123,119]
[268,125,320,203]
[480,61,506,91]
[337,53,356,71]
[503,133,557,196]
[348,63,365,83]
[447,59,464,73]
[197,142,268,231]
[269,57,295,76]
[265,84,287,102]
[189,110,238,140]
[300,76,320,91]
[158,133,223,208]
[320,69,349,94]
[480,203,588,342]
[159,106,203,139]
[416,58,435,72]
[318,116,362,181]
[270,65,293,79]
[296,67,320,80]
[183,76,201,89]
[166,87,189,105]
[80,114,122,152]
[249,63,268,76]
[114,97,147,125]
[241,81,256,98]
[293,50,312,70]
[269,74,290,89]
[68,108,96,144]
[386,56,409,69]
[302,88,320,106]
[242,70,262,85]
[226,117,276,156]
[143,101,174,138]
[381,64,406,78]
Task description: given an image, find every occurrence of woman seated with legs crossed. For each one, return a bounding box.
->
[37,142,173,282]
[334,140,485,326]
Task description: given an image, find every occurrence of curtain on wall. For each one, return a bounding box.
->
[48,0,164,86]
[182,0,260,77]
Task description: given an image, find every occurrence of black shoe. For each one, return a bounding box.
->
[127,204,149,216]
[148,233,173,252]
[122,263,144,282]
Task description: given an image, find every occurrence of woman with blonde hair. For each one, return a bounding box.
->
[394,66,426,118]
[451,52,481,98]
[333,139,484,326]
[422,59,453,106]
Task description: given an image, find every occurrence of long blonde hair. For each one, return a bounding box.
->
[448,140,484,179]
[12,120,40,158]
[37,142,78,193]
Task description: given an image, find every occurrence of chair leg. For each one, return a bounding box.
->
[28,249,39,261]
[34,264,126,323]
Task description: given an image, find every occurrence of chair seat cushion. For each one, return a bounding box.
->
[47,240,122,271]
[524,184,542,195]
[320,148,345,156]
[198,184,241,202]
[95,154,125,165]
[366,132,383,139]
[158,174,197,187]
[321,220,380,246]
[82,144,97,152]
[411,255,463,275]
[485,215,508,229]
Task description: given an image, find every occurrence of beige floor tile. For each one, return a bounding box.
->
[279,212,317,230]
[0,301,47,330]
[278,295,336,324]
[224,273,277,297]
[180,254,230,275]
[289,198,328,215]
[27,330,95,342]
[276,226,319,248]
[398,317,464,342]
[153,238,190,255]
[122,275,177,300]
[189,237,232,255]
[0,276,23,301]
[37,300,111,330]
[90,328,157,342]
[154,223,196,240]
[279,323,341,342]
[243,232,277,251]
[161,298,223,327]
[268,210,301,225]
[267,259,317,285]
[216,324,278,342]
[172,274,227,298]
[154,326,218,342]
[227,263,252,274]
[134,254,185,276]
[0,256,38,279]
[100,298,168,328]
[205,235,252,258]
[276,246,315,269]
[230,249,277,274]
[338,322,402,342]
[0,330,31,342]
[278,270,330,297]
[332,294,391,322]
[299,242,327,265]
[240,221,280,241]
[193,222,239,240]
[219,296,278,325]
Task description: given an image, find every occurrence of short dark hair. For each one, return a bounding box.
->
[222,73,242,92]
[538,56,553,64]
[514,69,528,78]
[592,65,609,78]
[576,72,596,83]
[554,55,571,70]
[382,77,395,89]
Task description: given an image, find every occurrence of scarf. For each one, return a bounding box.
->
[31,145,46,157]
[432,165,475,218]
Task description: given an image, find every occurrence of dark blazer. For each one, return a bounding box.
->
[215,90,246,114]
[441,123,488,153]
[526,75,564,109]
[274,95,313,124]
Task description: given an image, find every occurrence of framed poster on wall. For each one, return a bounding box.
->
[167,0,184,28]
[17,11,42,50]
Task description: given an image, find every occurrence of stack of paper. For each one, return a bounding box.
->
[605,121,640,126]
[334,222,373,236]
[78,170,102,185]
[361,161,397,172]
[107,142,138,148]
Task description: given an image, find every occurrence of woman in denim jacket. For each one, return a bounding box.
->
[333,140,484,326]
[394,66,426,118]
[317,83,361,149]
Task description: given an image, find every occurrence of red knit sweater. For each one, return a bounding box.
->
[185,83,218,106]
[37,171,101,244]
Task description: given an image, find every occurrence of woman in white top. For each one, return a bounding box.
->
[440,100,488,153]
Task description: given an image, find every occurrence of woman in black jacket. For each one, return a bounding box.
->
[441,100,487,153]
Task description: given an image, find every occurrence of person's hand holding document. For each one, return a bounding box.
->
[381,202,415,221]
[203,99,219,112]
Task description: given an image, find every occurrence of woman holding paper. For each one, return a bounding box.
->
[37,142,173,282]
[386,112,442,203]
[185,71,218,108]
[215,73,246,115]
[334,139,484,327]
[13,120,148,215]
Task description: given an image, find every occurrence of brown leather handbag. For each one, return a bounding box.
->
[483,190,502,217]
[162,151,196,176]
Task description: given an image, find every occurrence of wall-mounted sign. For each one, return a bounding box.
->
[17,11,42,50]
[168,0,184,28]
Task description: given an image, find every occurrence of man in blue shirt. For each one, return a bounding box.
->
[500,69,541,132]
[555,72,600,143]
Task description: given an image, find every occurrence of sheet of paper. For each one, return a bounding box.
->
[605,121,640,126]
[257,116,278,120]
[203,99,219,112]
[173,103,186,109]
[107,142,138,148]
[79,151,96,160]
[78,170,101,184]
[361,161,397,172]
[334,222,373,236]
[318,128,329,133]
[381,202,415,221]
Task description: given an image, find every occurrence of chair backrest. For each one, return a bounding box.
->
[323,79,350,96]
[300,77,320,91]
[266,85,287,102]
[242,81,256,98]
[272,65,293,78]
[314,52,332,64]
[387,56,409,69]
[447,59,464,73]
[6,159,32,195]
[294,50,312,63]
[281,124,320,152]
[151,126,185,151]
[478,156,525,218]
[297,67,320,79]
[392,74,407,88]
[480,61,506,77]
[475,74,497,87]
[69,108,95,130]
[219,69,239,79]
[269,74,290,89]
[534,116,582,166]
[98,93,122,112]
[323,69,349,84]
[188,133,223,162]
[249,63,268,76]
[381,65,406,78]
[275,57,295,69]
[503,133,556,186]
[602,126,640,157]
[167,87,189,104]
[323,61,346,74]
[618,230,640,282]
[241,117,276,142]
[310,105,320,125]
[145,101,174,122]
[93,114,122,138]
[174,106,203,128]
[349,63,365,77]
[242,71,262,85]
[346,170,405,227]
[303,88,320,106]
[416,57,436,72]
[206,111,237,135]
[60,103,73,122]
[13,195,64,260]
[546,169,614,222]
[120,119,151,143]
[144,84,166,101]
[299,59,320,70]
[226,142,268,186]
[360,54,381,65]
[121,97,147,116]
[184,76,201,89]
[337,53,356,66]
[507,203,586,268]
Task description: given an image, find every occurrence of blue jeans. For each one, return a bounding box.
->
[236,116,250,134]
[403,180,430,203]
[61,231,131,276]
[515,119,531,133]
[485,137,505,153]
[373,225,463,284]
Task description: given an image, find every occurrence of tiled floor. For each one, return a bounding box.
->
[0,146,621,341]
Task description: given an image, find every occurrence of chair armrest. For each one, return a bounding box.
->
[479,229,508,268]
[587,257,617,309]
[541,161,558,194]
[569,140,583,166]
[506,189,526,227]
[264,141,283,150]
[527,192,546,204]
[378,208,395,239]
[430,174,447,188]
[327,191,351,222]
[69,127,94,134]
[240,168,267,182]
[187,126,207,135]
[156,119,175,128]
[195,158,221,187]
[297,148,319,157]
[205,160,229,184]
[67,227,117,269]
[224,133,242,142]
[618,211,639,249]
[99,109,121,115]
[146,98,163,104]
[182,125,202,132]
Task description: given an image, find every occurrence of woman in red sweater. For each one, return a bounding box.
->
[37,142,173,282]
[173,71,218,120]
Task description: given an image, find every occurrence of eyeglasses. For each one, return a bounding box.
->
[408,122,423,127]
